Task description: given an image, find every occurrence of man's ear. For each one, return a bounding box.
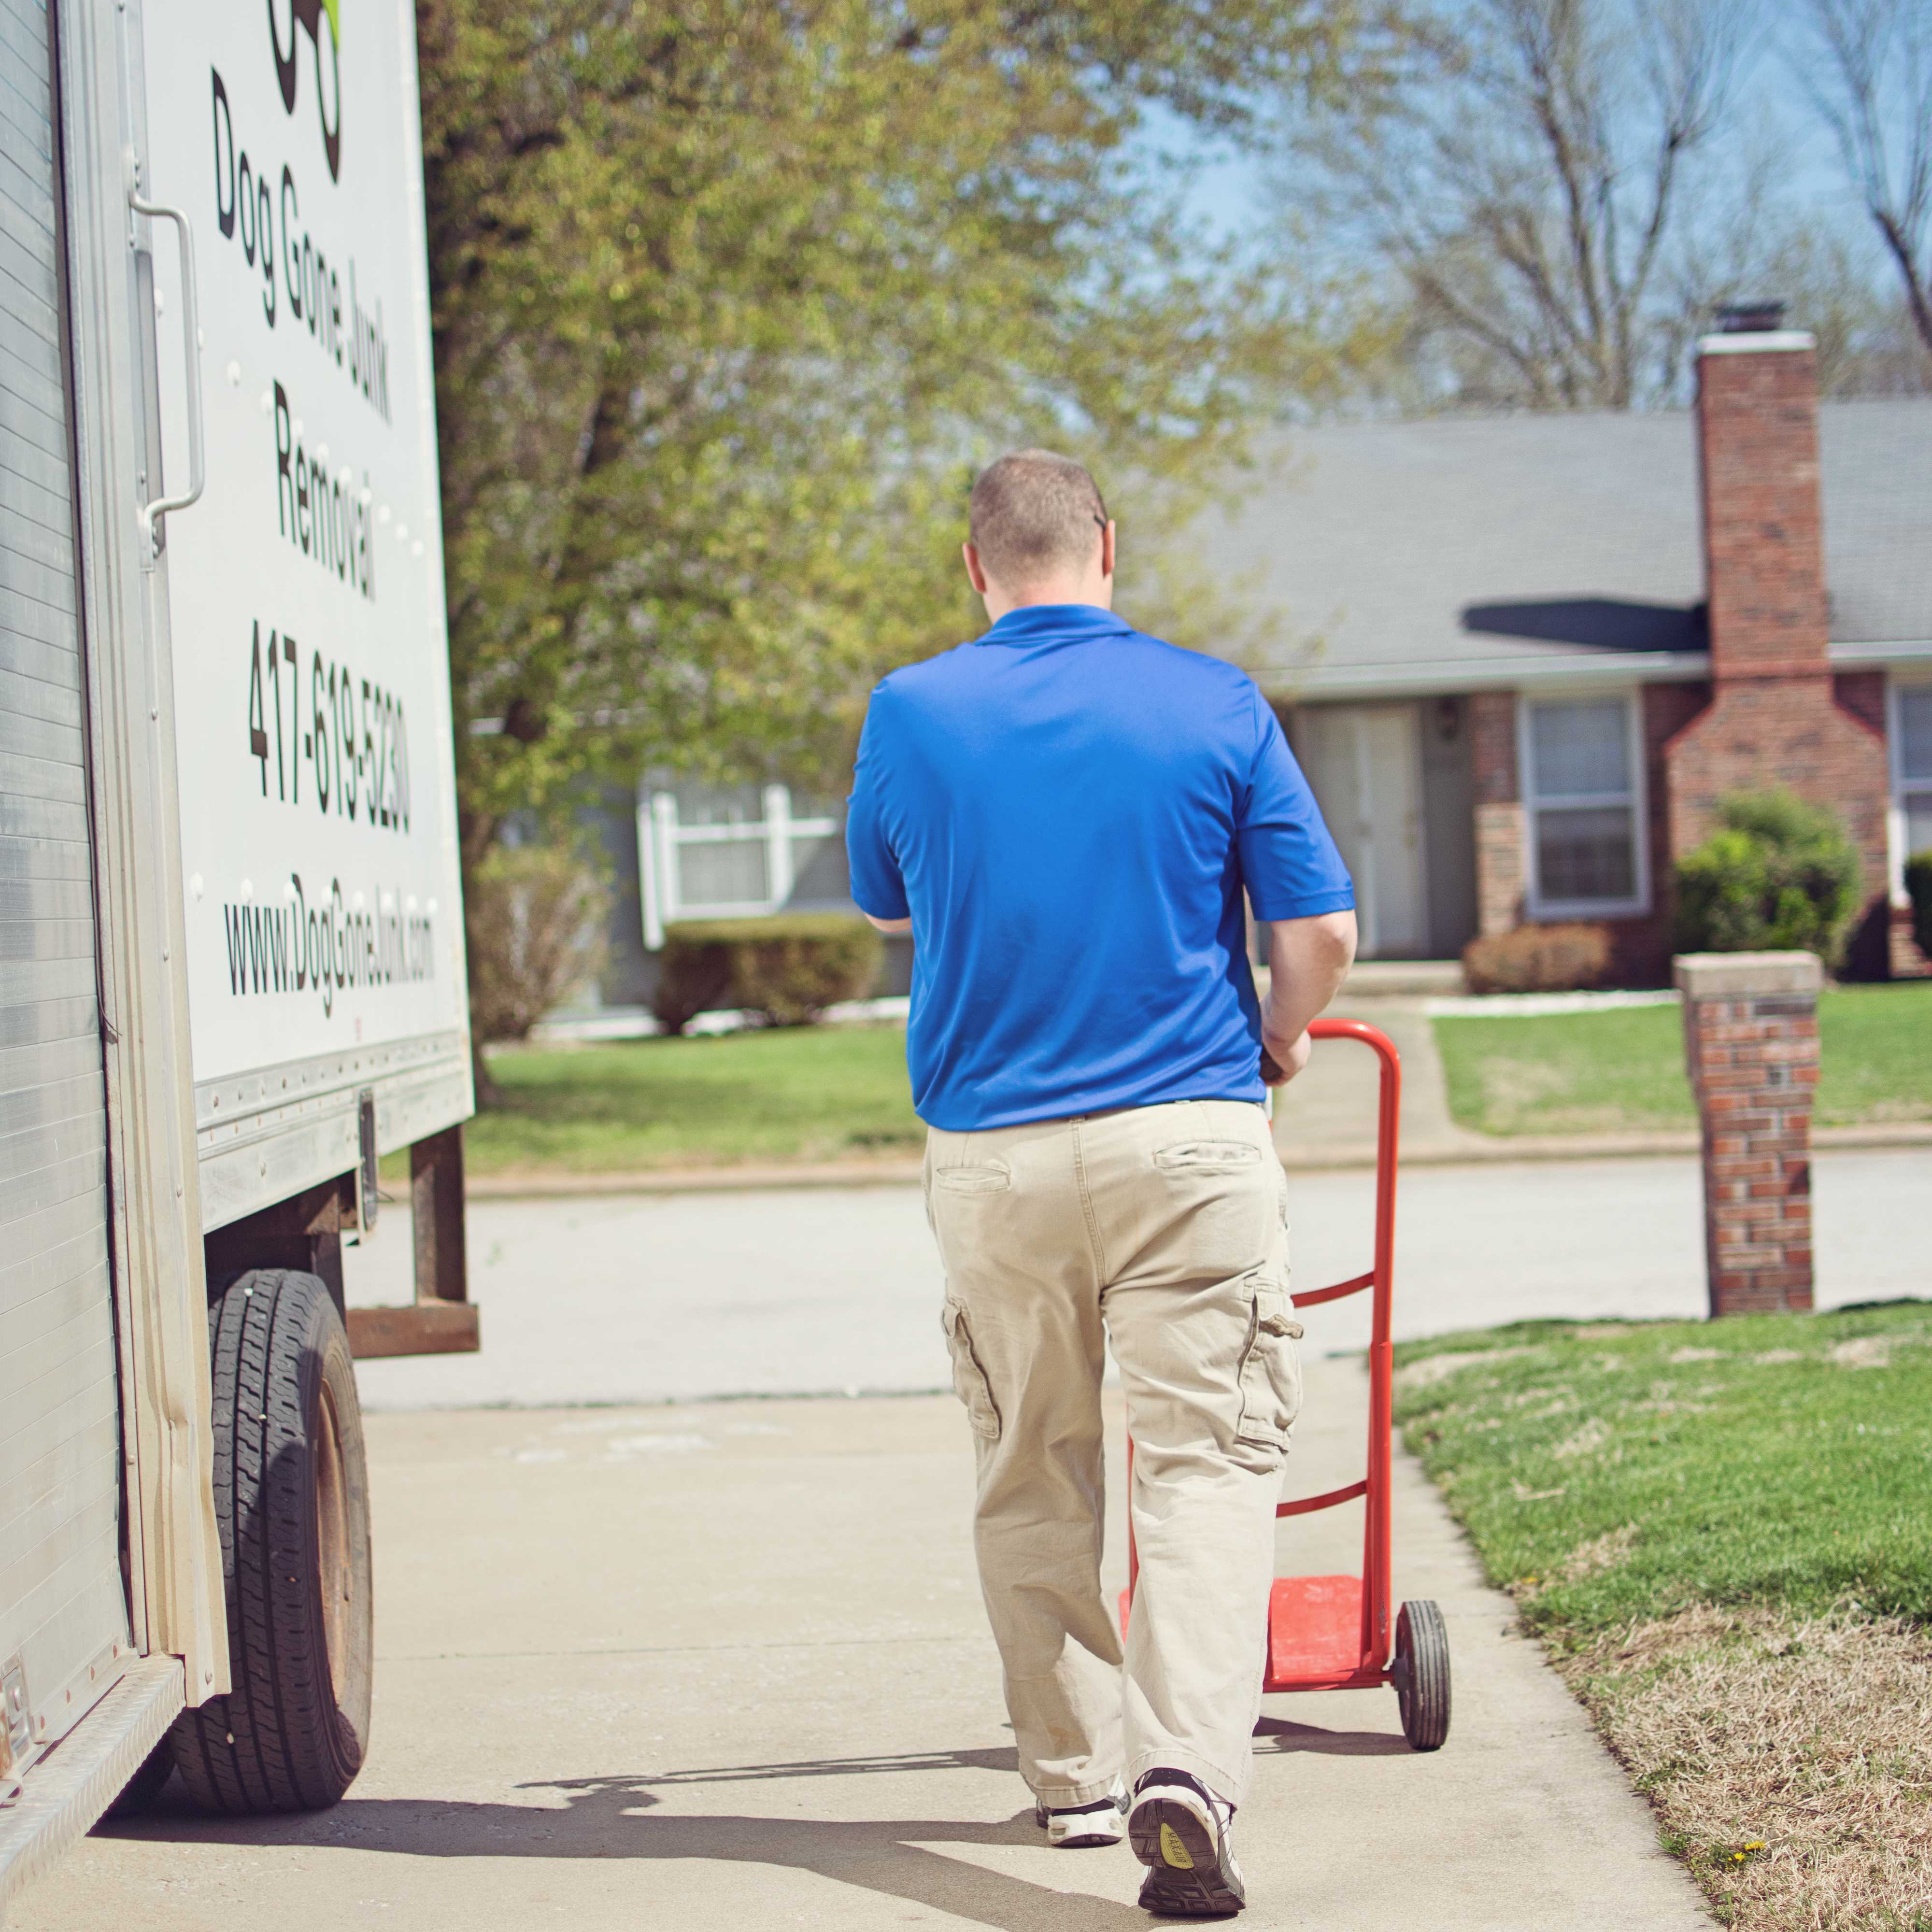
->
[1100,520,1116,582]
[962,541,991,597]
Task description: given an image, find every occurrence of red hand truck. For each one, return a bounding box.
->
[1119,1017,1451,1750]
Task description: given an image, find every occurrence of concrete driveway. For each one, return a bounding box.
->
[19,1356,1711,1931]
[344,1148,1930,1409]
[18,1145,1920,1927]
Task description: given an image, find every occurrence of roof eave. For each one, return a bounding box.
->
[1261,651,1711,704]
[1828,639,1932,670]
[1261,638,1932,704]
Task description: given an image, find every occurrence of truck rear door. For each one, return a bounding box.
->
[0,0,131,1773]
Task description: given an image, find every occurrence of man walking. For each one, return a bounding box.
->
[845,450,1356,1918]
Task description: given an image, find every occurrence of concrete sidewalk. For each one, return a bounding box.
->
[1270,996,1475,1164]
[18,1357,1712,1931]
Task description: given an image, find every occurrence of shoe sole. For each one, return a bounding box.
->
[1130,1797,1244,1917]
[1036,1802,1126,1849]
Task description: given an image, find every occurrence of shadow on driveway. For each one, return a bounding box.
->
[98,1727,1402,1929]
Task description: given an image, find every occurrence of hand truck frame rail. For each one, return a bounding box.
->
[1121,1017,1451,1751]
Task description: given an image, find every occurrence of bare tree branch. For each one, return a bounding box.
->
[1797,0,1932,357]
[1291,0,1750,408]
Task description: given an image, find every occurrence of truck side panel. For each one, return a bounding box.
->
[0,0,131,1766]
[139,0,475,1234]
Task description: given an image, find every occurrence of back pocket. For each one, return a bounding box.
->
[1154,1141,1262,1174]
[933,1162,1011,1196]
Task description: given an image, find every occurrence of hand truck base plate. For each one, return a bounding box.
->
[1264,1575,1386,1692]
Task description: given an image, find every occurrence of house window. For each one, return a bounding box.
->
[1520,695,1648,917]
[638,781,847,946]
[1896,683,1932,869]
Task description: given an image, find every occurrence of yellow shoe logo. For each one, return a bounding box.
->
[1159,1823,1193,1869]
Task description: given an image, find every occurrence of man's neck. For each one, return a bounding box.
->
[980,583,1113,625]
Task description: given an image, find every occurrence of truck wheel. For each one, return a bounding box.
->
[1392,1599,1451,1751]
[170,1270,373,1812]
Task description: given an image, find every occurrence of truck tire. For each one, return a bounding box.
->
[170,1269,373,1812]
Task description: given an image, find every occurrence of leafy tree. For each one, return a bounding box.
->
[415,0,1390,1071]
[1674,790,1864,966]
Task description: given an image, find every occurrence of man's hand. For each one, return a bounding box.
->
[1260,1030,1313,1086]
[1259,909,1358,1087]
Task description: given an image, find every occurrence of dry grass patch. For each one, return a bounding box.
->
[1391,1345,1537,1393]
[1395,1307,1932,1927]
[1562,1607,1932,1931]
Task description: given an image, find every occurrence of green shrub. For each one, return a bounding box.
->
[654,913,883,1032]
[467,846,611,1042]
[1462,922,1612,994]
[1906,851,1932,961]
[1673,789,1862,966]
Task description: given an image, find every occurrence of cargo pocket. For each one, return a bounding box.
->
[1233,1274,1303,1470]
[940,1298,1002,1440]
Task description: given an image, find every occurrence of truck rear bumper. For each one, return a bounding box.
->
[0,1657,184,1923]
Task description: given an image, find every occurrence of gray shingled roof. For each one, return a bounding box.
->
[1191,397,1932,700]
[1820,399,1932,645]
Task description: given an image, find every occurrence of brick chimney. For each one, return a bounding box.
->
[1696,316,1830,680]
[1663,321,1889,950]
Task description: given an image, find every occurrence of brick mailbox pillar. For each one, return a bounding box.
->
[1675,951,1822,1317]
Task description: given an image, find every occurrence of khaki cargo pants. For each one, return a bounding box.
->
[923,1098,1300,1809]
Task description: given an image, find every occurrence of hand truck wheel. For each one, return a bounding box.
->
[1392,1600,1450,1751]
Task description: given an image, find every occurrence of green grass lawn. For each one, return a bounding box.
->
[1394,1306,1932,1929]
[1394,1303,1932,1638]
[464,1024,923,1173]
[1434,981,1932,1136]
[457,978,1931,1175]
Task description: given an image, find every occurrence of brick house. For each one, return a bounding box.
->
[1202,322,1932,980]
[591,321,1930,1012]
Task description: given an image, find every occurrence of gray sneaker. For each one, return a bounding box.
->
[1034,1776,1128,1847]
[1128,1768,1244,1917]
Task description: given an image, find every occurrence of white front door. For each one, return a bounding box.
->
[1294,705,1426,958]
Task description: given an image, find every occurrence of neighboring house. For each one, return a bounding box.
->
[1201,323,1932,979]
[635,781,853,947]
[593,780,911,1009]
[593,318,1930,1009]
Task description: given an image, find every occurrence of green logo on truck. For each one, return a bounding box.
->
[269,0,341,181]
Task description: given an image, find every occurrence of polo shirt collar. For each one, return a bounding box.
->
[976,604,1134,647]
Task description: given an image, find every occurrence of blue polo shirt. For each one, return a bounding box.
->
[845,604,1353,1131]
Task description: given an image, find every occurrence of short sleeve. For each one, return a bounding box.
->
[1236,689,1355,921]
[845,690,910,922]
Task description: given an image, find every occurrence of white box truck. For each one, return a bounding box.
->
[0,0,473,1903]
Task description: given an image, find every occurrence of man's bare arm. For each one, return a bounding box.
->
[1260,909,1358,1085]
[865,912,913,935]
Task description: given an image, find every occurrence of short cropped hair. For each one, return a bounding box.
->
[967,449,1108,586]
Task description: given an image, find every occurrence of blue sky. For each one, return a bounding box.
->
[1134,13,1897,281]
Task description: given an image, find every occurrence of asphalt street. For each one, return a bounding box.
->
[345,1147,1931,1410]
